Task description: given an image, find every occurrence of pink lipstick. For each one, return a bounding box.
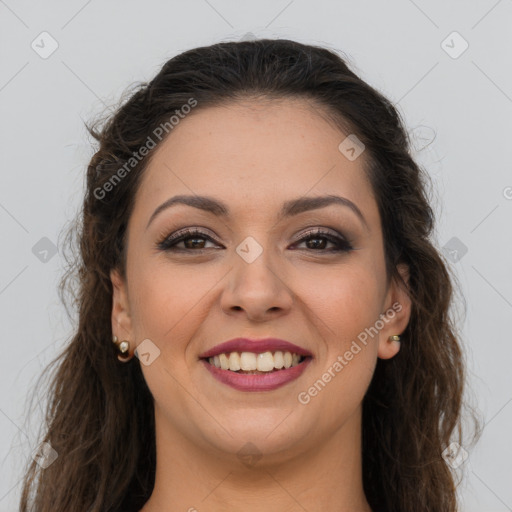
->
[199,337,313,391]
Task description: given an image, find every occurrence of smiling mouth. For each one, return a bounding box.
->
[202,350,310,374]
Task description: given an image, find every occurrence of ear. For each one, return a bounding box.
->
[377,263,412,360]
[110,268,134,346]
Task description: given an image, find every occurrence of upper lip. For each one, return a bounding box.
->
[198,337,313,359]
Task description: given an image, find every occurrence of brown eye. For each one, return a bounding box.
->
[292,229,353,253]
[157,229,220,252]
[157,228,353,254]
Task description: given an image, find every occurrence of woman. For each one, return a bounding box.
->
[19,38,480,512]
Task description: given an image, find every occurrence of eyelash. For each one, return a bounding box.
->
[156,227,354,253]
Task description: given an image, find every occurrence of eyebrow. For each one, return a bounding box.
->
[145,194,369,230]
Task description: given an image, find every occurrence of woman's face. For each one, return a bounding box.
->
[111,98,411,463]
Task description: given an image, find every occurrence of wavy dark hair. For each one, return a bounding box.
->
[19,38,481,512]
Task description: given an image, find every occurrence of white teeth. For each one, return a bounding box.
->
[219,353,229,370]
[228,352,240,371]
[273,350,284,369]
[207,350,305,372]
[256,351,274,372]
[240,352,257,371]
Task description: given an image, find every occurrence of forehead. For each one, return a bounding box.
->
[132,98,378,228]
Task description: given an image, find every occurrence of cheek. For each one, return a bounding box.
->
[127,258,216,345]
[302,263,384,338]
[299,267,382,422]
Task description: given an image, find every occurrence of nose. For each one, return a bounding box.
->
[220,248,294,322]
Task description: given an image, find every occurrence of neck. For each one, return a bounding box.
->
[141,405,372,512]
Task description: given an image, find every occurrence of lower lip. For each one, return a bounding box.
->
[201,357,312,391]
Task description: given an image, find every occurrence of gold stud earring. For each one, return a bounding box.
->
[112,335,133,362]
[388,335,401,342]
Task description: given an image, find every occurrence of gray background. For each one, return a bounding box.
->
[1,0,511,510]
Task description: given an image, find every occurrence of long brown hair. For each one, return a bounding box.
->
[19,38,481,512]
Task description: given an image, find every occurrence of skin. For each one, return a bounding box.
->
[110,97,412,512]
